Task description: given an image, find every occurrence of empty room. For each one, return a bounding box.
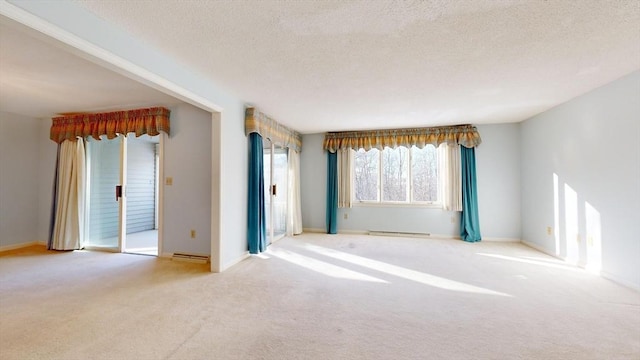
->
[0,1,638,359]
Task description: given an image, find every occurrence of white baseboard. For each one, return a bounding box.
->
[159,252,173,259]
[303,228,465,240]
[304,228,367,234]
[368,230,457,240]
[522,240,639,292]
[341,229,369,235]
[221,252,250,272]
[521,240,564,261]
[600,271,640,292]
[303,228,326,234]
[0,241,46,252]
[482,237,521,242]
[162,251,249,272]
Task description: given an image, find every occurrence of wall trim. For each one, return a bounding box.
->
[303,228,326,234]
[483,237,521,242]
[302,228,514,242]
[0,241,46,252]
[222,252,251,271]
[521,240,563,260]
[302,228,369,235]
[522,240,639,292]
[600,271,640,292]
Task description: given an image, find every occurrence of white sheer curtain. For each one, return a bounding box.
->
[439,144,462,211]
[337,148,352,208]
[286,148,303,235]
[51,138,86,250]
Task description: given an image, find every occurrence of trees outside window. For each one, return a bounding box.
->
[353,145,438,204]
[354,148,379,201]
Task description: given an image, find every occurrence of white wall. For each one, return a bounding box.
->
[219,104,249,270]
[521,71,640,290]
[300,124,522,240]
[0,112,41,248]
[476,123,521,240]
[162,103,212,256]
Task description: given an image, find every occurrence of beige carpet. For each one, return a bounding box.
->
[0,233,638,360]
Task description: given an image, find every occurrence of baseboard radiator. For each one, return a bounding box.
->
[368,230,432,238]
[171,253,209,264]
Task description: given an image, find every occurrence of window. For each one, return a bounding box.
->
[354,145,439,204]
[354,148,379,201]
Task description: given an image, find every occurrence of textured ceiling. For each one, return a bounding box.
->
[0,19,181,119]
[72,0,640,133]
[4,1,640,133]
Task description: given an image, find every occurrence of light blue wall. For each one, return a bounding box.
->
[163,103,212,256]
[521,71,640,290]
[0,112,41,248]
[300,134,327,231]
[37,120,58,243]
[300,123,522,239]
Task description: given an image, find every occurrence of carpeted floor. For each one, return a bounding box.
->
[0,233,638,359]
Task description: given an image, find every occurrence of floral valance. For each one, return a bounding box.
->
[323,124,481,153]
[50,107,171,143]
[245,107,302,152]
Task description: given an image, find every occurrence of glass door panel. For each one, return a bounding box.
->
[123,134,159,256]
[272,147,288,239]
[263,140,273,245]
[85,135,124,249]
[264,141,288,245]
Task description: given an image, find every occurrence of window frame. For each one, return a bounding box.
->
[352,145,441,208]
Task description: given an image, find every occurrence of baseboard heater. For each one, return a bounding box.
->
[368,230,432,238]
[171,253,209,264]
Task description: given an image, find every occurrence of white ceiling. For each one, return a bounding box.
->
[2,1,639,133]
[0,19,182,119]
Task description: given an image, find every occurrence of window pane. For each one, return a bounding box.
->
[411,145,438,202]
[382,147,408,202]
[354,148,379,201]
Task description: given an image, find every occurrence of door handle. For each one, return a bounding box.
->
[115,185,122,201]
[271,184,277,196]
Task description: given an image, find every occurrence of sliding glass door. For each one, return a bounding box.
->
[264,142,288,245]
[84,134,160,255]
[85,134,126,250]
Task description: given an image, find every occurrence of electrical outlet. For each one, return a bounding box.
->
[546,226,552,235]
[451,216,455,224]
[190,229,196,238]
[344,213,348,220]
[165,177,173,186]
[576,233,581,243]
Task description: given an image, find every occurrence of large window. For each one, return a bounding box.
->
[354,145,439,204]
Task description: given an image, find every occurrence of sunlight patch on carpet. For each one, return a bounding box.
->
[477,253,581,272]
[301,244,511,297]
[268,248,388,283]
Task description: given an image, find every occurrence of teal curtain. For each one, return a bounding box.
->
[248,133,266,254]
[326,152,338,234]
[460,146,482,242]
